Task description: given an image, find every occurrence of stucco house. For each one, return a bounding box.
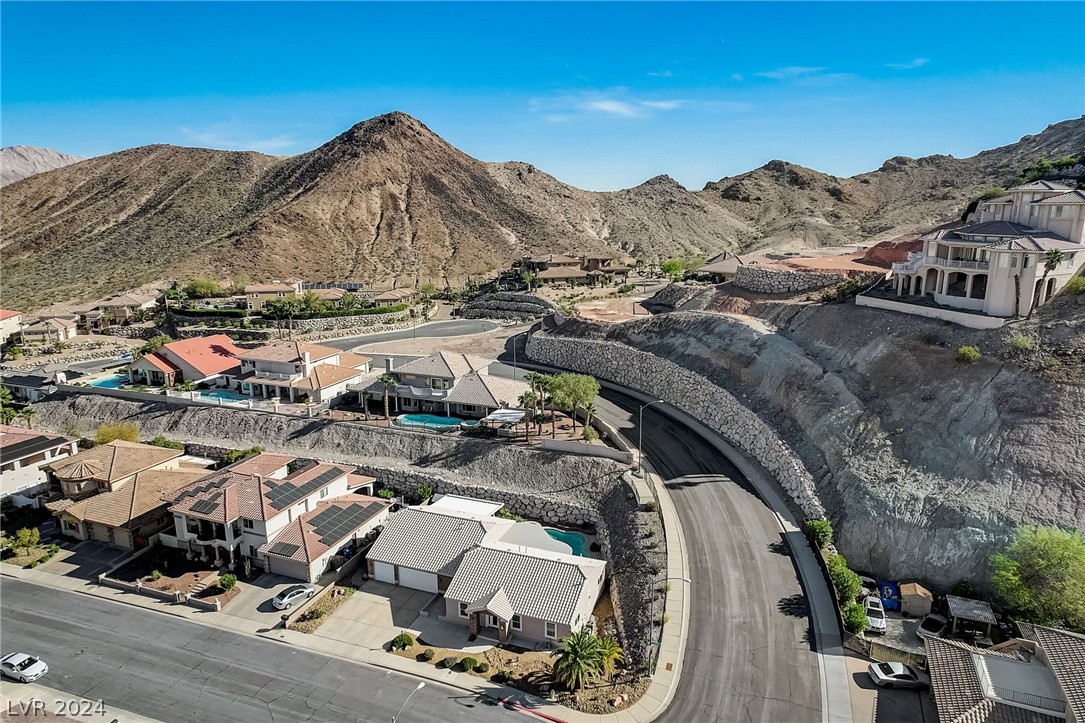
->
[46,440,184,500]
[0,425,79,507]
[163,452,386,580]
[245,282,300,312]
[19,316,78,344]
[97,293,158,323]
[1,372,54,403]
[238,341,372,404]
[0,309,22,347]
[367,495,606,645]
[128,334,245,387]
[372,288,418,307]
[363,351,528,418]
[888,181,1085,318]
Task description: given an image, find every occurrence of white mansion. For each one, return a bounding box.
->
[887,180,1084,320]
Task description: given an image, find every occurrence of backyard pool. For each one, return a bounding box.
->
[199,390,249,403]
[394,413,464,431]
[546,528,589,557]
[88,374,128,389]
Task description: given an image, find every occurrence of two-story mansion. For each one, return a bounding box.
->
[237,341,372,405]
[163,452,388,581]
[889,181,1084,318]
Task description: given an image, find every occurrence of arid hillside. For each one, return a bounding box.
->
[0,145,86,186]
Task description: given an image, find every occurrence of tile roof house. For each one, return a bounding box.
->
[926,622,1085,723]
[372,288,418,306]
[886,180,1085,321]
[49,468,211,549]
[367,495,606,645]
[19,316,78,344]
[0,425,79,507]
[362,351,528,419]
[163,451,383,580]
[244,282,300,312]
[237,341,372,404]
[127,334,245,387]
[0,309,22,346]
[47,441,184,500]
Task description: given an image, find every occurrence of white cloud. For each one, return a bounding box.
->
[640,100,685,110]
[755,66,826,80]
[648,70,674,77]
[887,58,929,70]
[583,100,641,117]
[179,125,299,153]
[731,73,744,82]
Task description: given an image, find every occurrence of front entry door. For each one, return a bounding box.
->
[484,614,498,629]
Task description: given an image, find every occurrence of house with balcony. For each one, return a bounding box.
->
[1,425,79,508]
[245,282,301,312]
[360,351,528,418]
[163,452,386,580]
[237,341,372,404]
[46,440,185,500]
[0,309,23,347]
[128,334,245,387]
[878,181,1085,324]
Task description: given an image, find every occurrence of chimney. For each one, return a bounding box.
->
[384,358,394,372]
[302,351,311,366]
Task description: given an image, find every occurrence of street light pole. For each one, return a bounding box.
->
[391,681,425,723]
[637,399,665,478]
[511,329,529,378]
[648,575,691,675]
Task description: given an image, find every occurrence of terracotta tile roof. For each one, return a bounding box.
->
[99,293,156,308]
[1018,624,1085,720]
[444,372,529,409]
[953,221,1040,238]
[259,496,389,564]
[239,341,341,364]
[373,288,417,301]
[346,473,376,489]
[394,351,492,379]
[336,352,372,369]
[295,364,365,391]
[309,288,346,301]
[25,318,75,332]
[226,452,295,477]
[1008,180,1075,192]
[159,334,245,377]
[0,309,20,321]
[1033,190,1085,205]
[0,425,75,461]
[537,266,588,279]
[48,441,182,483]
[984,236,1084,252]
[531,254,581,264]
[245,283,296,293]
[52,468,211,528]
[138,352,182,375]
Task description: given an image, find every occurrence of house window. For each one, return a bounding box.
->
[459,602,469,618]
[1030,205,1038,216]
[1023,256,1033,269]
[545,622,557,639]
[511,615,522,631]
[242,518,254,529]
[460,404,478,413]
[249,545,258,557]
[1055,206,1064,218]
[320,487,329,499]
[1010,256,1018,268]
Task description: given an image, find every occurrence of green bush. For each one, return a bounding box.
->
[148,435,185,450]
[804,518,834,549]
[492,670,510,683]
[220,446,266,465]
[218,573,237,590]
[422,648,435,662]
[495,508,524,522]
[476,662,490,673]
[978,187,1007,201]
[951,580,975,598]
[581,426,600,442]
[955,345,982,364]
[180,307,247,318]
[301,609,325,621]
[415,484,434,502]
[460,656,478,671]
[1008,334,1034,352]
[1065,276,1085,295]
[184,277,225,299]
[826,553,863,604]
[440,656,459,669]
[391,633,414,651]
[377,488,396,500]
[843,601,868,634]
[151,570,163,582]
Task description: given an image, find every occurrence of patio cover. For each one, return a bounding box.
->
[483,409,525,424]
[946,595,997,636]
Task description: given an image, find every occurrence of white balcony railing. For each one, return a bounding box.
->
[891,254,989,273]
[253,370,297,380]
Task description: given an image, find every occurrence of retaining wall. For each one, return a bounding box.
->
[170,309,412,334]
[734,266,843,294]
[854,294,1006,329]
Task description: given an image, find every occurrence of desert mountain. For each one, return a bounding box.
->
[701,116,1085,250]
[0,113,744,310]
[0,145,86,186]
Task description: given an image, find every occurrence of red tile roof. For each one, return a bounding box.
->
[140,352,182,374]
[0,309,21,321]
[162,334,245,377]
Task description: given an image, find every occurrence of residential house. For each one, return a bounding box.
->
[1,372,54,403]
[536,266,589,285]
[238,341,372,404]
[49,468,212,548]
[363,351,528,418]
[19,316,78,344]
[372,288,418,307]
[926,622,1085,723]
[0,309,22,346]
[46,440,184,500]
[889,181,1085,318]
[309,287,347,307]
[164,452,386,580]
[128,334,245,387]
[525,254,583,273]
[580,255,632,283]
[367,495,606,646]
[0,425,79,507]
[245,282,300,313]
[97,294,158,324]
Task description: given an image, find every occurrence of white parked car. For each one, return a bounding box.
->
[867,661,930,689]
[864,596,887,635]
[1,653,48,683]
[916,613,948,640]
[272,584,315,610]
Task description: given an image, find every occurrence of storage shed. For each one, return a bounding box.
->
[900,582,933,617]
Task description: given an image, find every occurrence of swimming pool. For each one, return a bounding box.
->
[88,374,128,389]
[394,413,464,431]
[545,528,589,557]
[199,390,249,403]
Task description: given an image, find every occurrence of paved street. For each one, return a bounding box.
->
[0,578,518,723]
[593,390,823,723]
[324,319,501,350]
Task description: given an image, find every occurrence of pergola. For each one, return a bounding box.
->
[946,595,997,638]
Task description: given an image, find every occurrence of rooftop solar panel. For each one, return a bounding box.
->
[267,542,300,557]
[309,501,384,546]
[190,499,218,515]
[266,467,344,510]
[1,435,67,462]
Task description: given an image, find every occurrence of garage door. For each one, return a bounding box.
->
[398,567,438,592]
[267,556,312,582]
[372,561,396,584]
[90,524,113,543]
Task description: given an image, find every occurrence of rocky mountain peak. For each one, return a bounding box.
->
[1,145,86,186]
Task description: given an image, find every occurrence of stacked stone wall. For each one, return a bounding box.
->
[734,265,843,294]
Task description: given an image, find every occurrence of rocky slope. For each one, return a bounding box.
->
[534,295,1084,588]
[0,146,86,186]
[701,116,1085,250]
[1,113,742,310]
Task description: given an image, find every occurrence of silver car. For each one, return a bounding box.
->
[864,596,887,635]
[916,613,948,640]
[1,653,48,683]
[867,661,930,689]
[272,584,315,610]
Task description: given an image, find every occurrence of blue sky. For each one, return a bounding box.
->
[2,2,1082,190]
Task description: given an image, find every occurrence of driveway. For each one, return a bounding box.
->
[846,654,937,723]
[313,579,433,651]
[37,540,134,581]
[220,572,307,625]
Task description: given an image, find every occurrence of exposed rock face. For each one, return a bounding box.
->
[528,304,1084,589]
[0,146,85,186]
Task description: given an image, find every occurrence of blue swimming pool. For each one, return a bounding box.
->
[200,390,248,403]
[546,528,589,557]
[88,374,128,389]
[394,413,464,431]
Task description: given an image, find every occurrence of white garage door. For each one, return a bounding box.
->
[397,567,438,592]
[372,561,396,584]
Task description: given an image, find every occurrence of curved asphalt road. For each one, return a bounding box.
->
[323,319,501,350]
[593,390,823,723]
[0,578,518,723]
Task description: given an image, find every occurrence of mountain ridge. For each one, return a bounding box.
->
[0,145,86,186]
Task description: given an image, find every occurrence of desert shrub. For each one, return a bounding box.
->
[96,422,139,444]
[422,648,435,662]
[148,435,185,450]
[460,656,478,671]
[475,662,490,673]
[180,307,247,318]
[978,186,1007,200]
[495,508,524,522]
[581,426,600,442]
[440,656,459,669]
[218,573,237,590]
[220,446,266,465]
[826,553,863,604]
[184,277,225,298]
[1065,276,1085,295]
[492,671,510,683]
[391,633,414,650]
[804,518,834,548]
[415,484,434,502]
[377,488,396,500]
[1008,334,1034,352]
[151,570,163,581]
[951,580,975,598]
[955,345,982,364]
[843,601,868,634]
[301,609,325,622]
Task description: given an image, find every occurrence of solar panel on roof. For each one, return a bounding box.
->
[267,542,300,557]
[309,502,383,546]
[266,467,344,510]
[190,499,218,515]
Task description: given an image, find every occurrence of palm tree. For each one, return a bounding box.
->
[0,387,12,407]
[584,402,597,430]
[1026,249,1064,319]
[16,406,37,430]
[518,391,538,442]
[550,630,602,691]
[596,637,624,680]
[379,374,397,420]
[361,391,372,421]
[1014,274,1022,317]
[0,407,16,425]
